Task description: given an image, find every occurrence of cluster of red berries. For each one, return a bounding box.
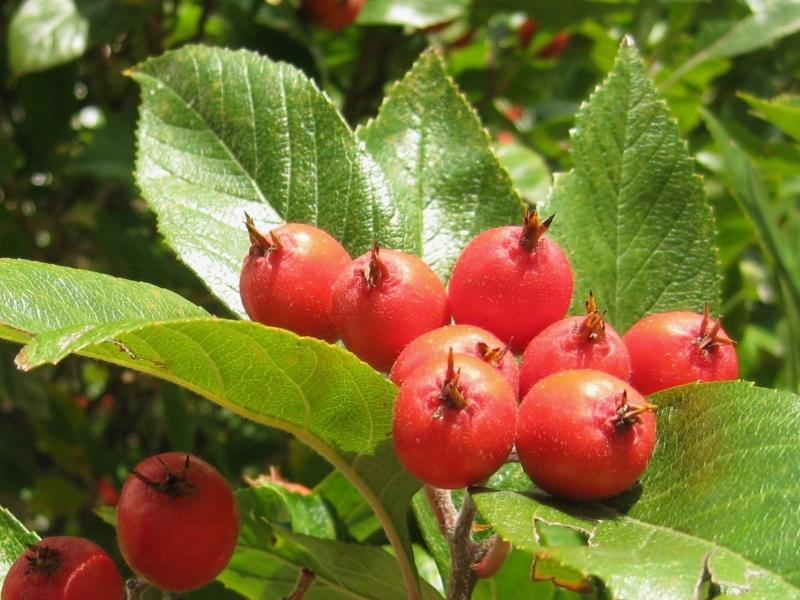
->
[2,453,238,599]
[239,207,738,502]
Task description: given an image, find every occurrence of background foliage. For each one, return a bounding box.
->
[0,0,798,598]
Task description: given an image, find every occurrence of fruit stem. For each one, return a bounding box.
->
[362,242,387,288]
[578,290,607,342]
[609,390,658,430]
[425,485,459,537]
[125,578,149,600]
[519,206,554,253]
[285,568,317,600]
[446,490,480,600]
[441,348,468,409]
[696,303,735,352]
[244,212,281,256]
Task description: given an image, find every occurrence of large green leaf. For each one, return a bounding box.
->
[663,1,800,88]
[549,41,719,330]
[130,45,401,316]
[474,381,800,598]
[0,259,424,599]
[0,506,38,584]
[8,0,88,76]
[357,50,522,280]
[357,0,468,28]
[220,487,440,599]
[738,92,800,143]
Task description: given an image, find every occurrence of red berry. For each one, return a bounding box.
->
[390,324,519,397]
[302,0,364,30]
[117,453,239,592]
[517,18,539,49]
[448,207,573,353]
[516,369,657,501]
[623,305,738,395]
[393,351,517,489]
[519,291,630,397]
[239,215,351,342]
[536,31,571,59]
[1,536,124,600]
[332,245,451,371]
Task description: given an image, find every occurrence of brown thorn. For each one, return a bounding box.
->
[441,348,467,409]
[519,205,554,252]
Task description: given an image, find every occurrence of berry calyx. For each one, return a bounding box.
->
[239,214,351,342]
[519,291,630,397]
[2,536,124,600]
[301,0,364,30]
[516,369,656,501]
[117,452,240,592]
[623,305,739,395]
[393,351,517,489]
[332,245,451,372]
[389,324,520,396]
[448,206,574,353]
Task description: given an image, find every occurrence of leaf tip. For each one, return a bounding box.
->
[14,349,33,372]
[620,34,636,50]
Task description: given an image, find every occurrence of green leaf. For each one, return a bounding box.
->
[130,45,401,317]
[549,41,719,330]
[314,471,382,542]
[357,50,523,280]
[220,488,441,599]
[8,0,89,76]
[493,140,552,203]
[0,260,424,599]
[738,92,800,143]
[250,482,337,540]
[470,0,636,27]
[0,506,38,585]
[0,259,208,367]
[357,0,468,28]
[474,381,800,598]
[663,1,800,88]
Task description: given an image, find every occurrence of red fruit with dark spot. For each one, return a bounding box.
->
[519,291,630,397]
[390,324,520,397]
[239,214,351,342]
[117,453,240,592]
[332,245,451,371]
[302,0,364,30]
[393,351,517,489]
[516,369,657,501]
[623,306,739,395]
[1,536,124,600]
[448,207,574,353]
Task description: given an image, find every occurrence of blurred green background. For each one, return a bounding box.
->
[0,0,798,592]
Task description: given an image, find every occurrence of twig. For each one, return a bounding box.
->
[284,568,316,600]
[125,578,148,600]
[446,491,479,600]
[424,485,458,537]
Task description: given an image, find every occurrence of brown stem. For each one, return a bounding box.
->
[425,485,458,537]
[695,303,735,351]
[284,568,316,600]
[446,492,479,600]
[519,206,554,252]
[244,212,280,255]
[125,578,149,600]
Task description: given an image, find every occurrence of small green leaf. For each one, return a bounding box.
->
[664,1,800,88]
[314,471,382,542]
[357,50,523,280]
[493,140,552,203]
[738,92,800,143]
[0,506,38,584]
[0,260,423,600]
[357,0,468,28]
[220,488,441,599]
[8,0,89,76]
[474,381,800,598]
[549,41,720,330]
[131,45,401,316]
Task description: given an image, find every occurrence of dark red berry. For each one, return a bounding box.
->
[239,214,351,342]
[448,207,574,353]
[332,245,451,371]
[516,369,657,501]
[302,0,364,30]
[623,305,739,395]
[117,453,239,592]
[536,31,571,59]
[393,351,517,489]
[390,324,519,397]
[517,18,538,49]
[519,291,630,397]
[1,536,124,600]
